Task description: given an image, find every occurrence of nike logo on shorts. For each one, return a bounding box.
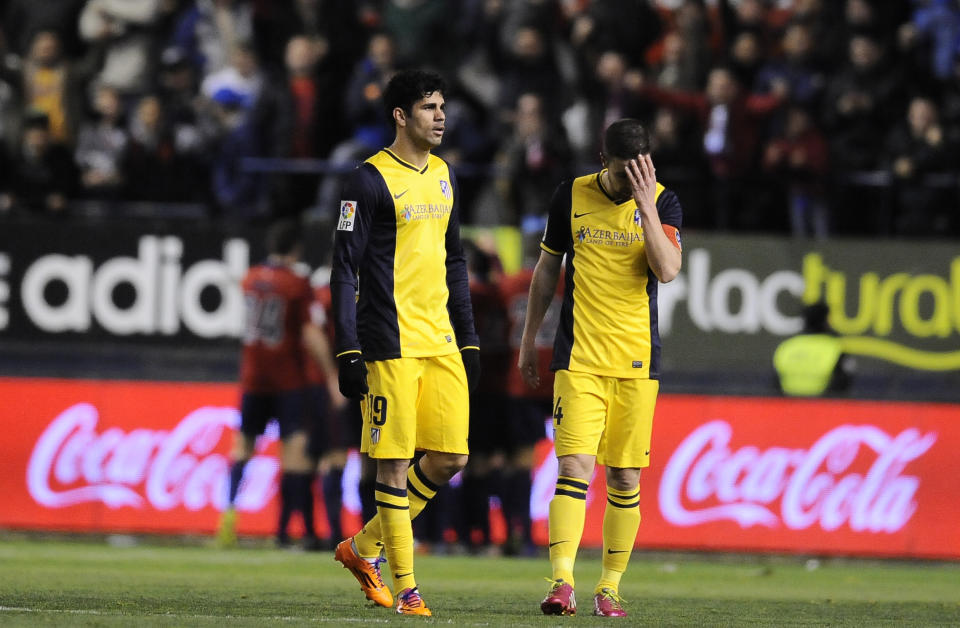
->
[607,549,629,554]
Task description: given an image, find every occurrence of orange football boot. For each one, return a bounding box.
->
[334,537,393,607]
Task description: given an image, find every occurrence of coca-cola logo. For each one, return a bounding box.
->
[659,420,937,533]
[27,403,278,512]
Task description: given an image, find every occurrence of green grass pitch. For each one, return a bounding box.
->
[0,538,958,626]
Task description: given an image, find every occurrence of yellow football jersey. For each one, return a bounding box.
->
[330,149,478,360]
[541,171,682,379]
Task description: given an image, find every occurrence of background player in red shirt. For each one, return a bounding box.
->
[303,280,375,549]
[218,221,331,549]
[498,256,563,554]
[459,239,510,553]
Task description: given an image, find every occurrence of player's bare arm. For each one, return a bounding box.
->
[518,250,563,389]
[302,322,346,408]
[627,154,682,283]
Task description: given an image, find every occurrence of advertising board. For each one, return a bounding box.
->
[3,378,956,558]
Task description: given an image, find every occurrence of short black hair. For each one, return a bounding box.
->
[266,220,301,256]
[803,301,831,334]
[602,119,651,160]
[383,69,447,121]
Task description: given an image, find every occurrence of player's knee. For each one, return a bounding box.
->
[423,451,468,481]
[606,466,641,491]
[557,454,594,481]
[440,452,469,476]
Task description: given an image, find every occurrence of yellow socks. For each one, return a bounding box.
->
[596,484,641,593]
[374,482,416,592]
[355,462,439,559]
[548,475,589,587]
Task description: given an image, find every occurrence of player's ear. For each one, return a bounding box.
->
[393,107,406,127]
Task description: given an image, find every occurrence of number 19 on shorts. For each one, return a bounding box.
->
[368,394,388,425]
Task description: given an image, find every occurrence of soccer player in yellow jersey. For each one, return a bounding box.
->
[329,70,480,616]
[519,119,683,618]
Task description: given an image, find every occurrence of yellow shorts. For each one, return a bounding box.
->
[552,369,659,468]
[360,353,470,459]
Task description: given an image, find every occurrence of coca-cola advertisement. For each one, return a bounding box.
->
[2,378,283,535]
[2,378,958,558]
[643,395,958,558]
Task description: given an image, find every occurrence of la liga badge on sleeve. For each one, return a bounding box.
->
[338,200,357,231]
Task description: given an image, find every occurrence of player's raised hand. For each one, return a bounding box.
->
[626,153,657,214]
[518,343,540,390]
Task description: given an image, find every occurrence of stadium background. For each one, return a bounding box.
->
[2,0,960,562]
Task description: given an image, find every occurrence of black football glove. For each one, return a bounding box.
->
[338,353,368,399]
[461,347,481,394]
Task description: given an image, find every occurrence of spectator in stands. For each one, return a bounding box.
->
[0,31,21,155]
[20,30,87,147]
[566,0,663,71]
[670,0,714,85]
[2,111,77,213]
[255,35,333,216]
[897,0,960,83]
[380,0,452,71]
[495,92,571,230]
[720,0,771,44]
[649,107,709,229]
[843,0,906,46]
[171,0,254,78]
[762,103,830,238]
[201,41,264,107]
[2,0,87,57]
[883,94,956,236]
[122,94,193,203]
[754,22,826,109]
[790,0,844,71]
[314,32,395,218]
[454,0,507,113]
[652,30,706,92]
[79,0,163,97]
[157,46,200,119]
[75,83,129,202]
[938,51,960,146]
[727,30,765,91]
[584,50,650,154]
[823,34,901,172]
[498,25,566,124]
[208,86,265,219]
[153,46,210,203]
[633,64,785,230]
[823,33,903,234]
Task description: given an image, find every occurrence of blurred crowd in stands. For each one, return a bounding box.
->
[1,0,960,238]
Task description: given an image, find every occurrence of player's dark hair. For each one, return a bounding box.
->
[383,69,447,121]
[266,220,301,256]
[803,301,832,334]
[602,119,651,160]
